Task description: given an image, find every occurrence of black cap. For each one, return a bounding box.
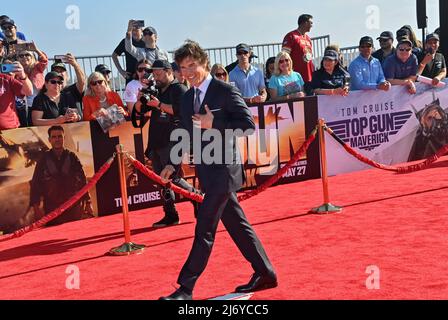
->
[95,64,111,74]
[323,49,339,60]
[143,26,157,36]
[150,59,172,70]
[0,18,15,28]
[398,37,413,47]
[426,33,440,42]
[45,71,64,82]
[377,31,394,40]
[236,43,250,53]
[359,36,374,46]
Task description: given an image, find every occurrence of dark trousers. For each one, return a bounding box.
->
[150,146,200,216]
[178,192,275,291]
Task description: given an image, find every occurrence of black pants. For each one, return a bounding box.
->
[150,146,200,216]
[178,192,275,291]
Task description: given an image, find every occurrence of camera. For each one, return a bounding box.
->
[139,72,159,111]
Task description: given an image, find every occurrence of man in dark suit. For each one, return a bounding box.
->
[159,40,277,300]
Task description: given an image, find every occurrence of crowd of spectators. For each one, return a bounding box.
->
[0,14,445,131]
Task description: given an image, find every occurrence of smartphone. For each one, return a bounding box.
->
[11,42,35,53]
[427,47,435,55]
[133,20,145,28]
[54,55,69,63]
[0,64,15,74]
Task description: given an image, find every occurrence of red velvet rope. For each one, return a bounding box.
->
[238,130,317,202]
[0,155,115,243]
[128,155,205,203]
[128,129,318,204]
[326,127,448,174]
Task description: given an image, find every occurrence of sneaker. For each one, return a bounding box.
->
[152,216,180,228]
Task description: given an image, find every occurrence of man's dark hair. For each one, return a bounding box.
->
[174,40,210,71]
[48,125,64,137]
[298,14,313,26]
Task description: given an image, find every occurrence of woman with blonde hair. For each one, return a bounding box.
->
[82,72,127,121]
[268,51,305,101]
[211,63,229,82]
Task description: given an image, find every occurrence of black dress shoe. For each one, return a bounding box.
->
[235,273,278,293]
[159,288,193,300]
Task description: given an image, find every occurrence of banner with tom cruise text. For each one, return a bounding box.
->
[318,82,448,176]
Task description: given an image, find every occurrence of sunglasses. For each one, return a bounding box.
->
[379,39,391,42]
[137,67,151,73]
[237,51,249,56]
[90,80,104,86]
[143,32,154,36]
[215,72,226,78]
[398,48,412,52]
[1,26,14,31]
[18,53,32,58]
[49,79,64,85]
[279,59,289,64]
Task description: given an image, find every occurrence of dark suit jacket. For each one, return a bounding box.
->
[174,78,255,194]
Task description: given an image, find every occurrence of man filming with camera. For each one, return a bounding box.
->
[417,33,446,87]
[134,59,201,227]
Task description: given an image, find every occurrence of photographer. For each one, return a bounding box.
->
[133,59,201,228]
[417,33,446,87]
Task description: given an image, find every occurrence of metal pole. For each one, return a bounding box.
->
[310,119,342,214]
[108,145,145,256]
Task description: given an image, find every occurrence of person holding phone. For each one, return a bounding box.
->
[125,20,169,64]
[113,20,145,84]
[417,33,447,87]
[31,72,81,126]
[0,61,33,130]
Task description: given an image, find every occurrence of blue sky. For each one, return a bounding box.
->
[2,0,441,59]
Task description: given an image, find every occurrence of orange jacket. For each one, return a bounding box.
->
[82,91,125,121]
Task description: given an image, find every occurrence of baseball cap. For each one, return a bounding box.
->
[95,64,111,74]
[359,36,374,46]
[398,37,413,47]
[426,33,440,42]
[377,31,394,40]
[51,61,67,72]
[45,71,64,82]
[236,43,250,54]
[143,26,157,36]
[0,18,15,28]
[150,59,172,70]
[323,49,339,60]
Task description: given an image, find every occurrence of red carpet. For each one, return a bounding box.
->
[1,157,448,300]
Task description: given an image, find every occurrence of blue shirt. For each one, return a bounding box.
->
[383,53,418,80]
[348,55,386,90]
[229,64,265,98]
[268,72,305,97]
[0,31,26,41]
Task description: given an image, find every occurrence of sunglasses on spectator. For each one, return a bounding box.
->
[379,39,391,42]
[49,79,64,85]
[215,72,226,78]
[143,31,154,36]
[237,51,249,56]
[279,59,289,64]
[137,67,151,73]
[90,80,104,86]
[1,25,14,31]
[398,47,412,52]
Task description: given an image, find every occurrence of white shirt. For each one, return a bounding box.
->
[194,73,213,104]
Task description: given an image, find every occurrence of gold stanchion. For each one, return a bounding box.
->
[108,145,145,256]
[311,119,343,214]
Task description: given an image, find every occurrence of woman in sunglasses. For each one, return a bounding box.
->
[211,64,229,82]
[268,51,305,101]
[16,44,48,106]
[82,72,126,121]
[31,72,81,126]
[123,58,152,113]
